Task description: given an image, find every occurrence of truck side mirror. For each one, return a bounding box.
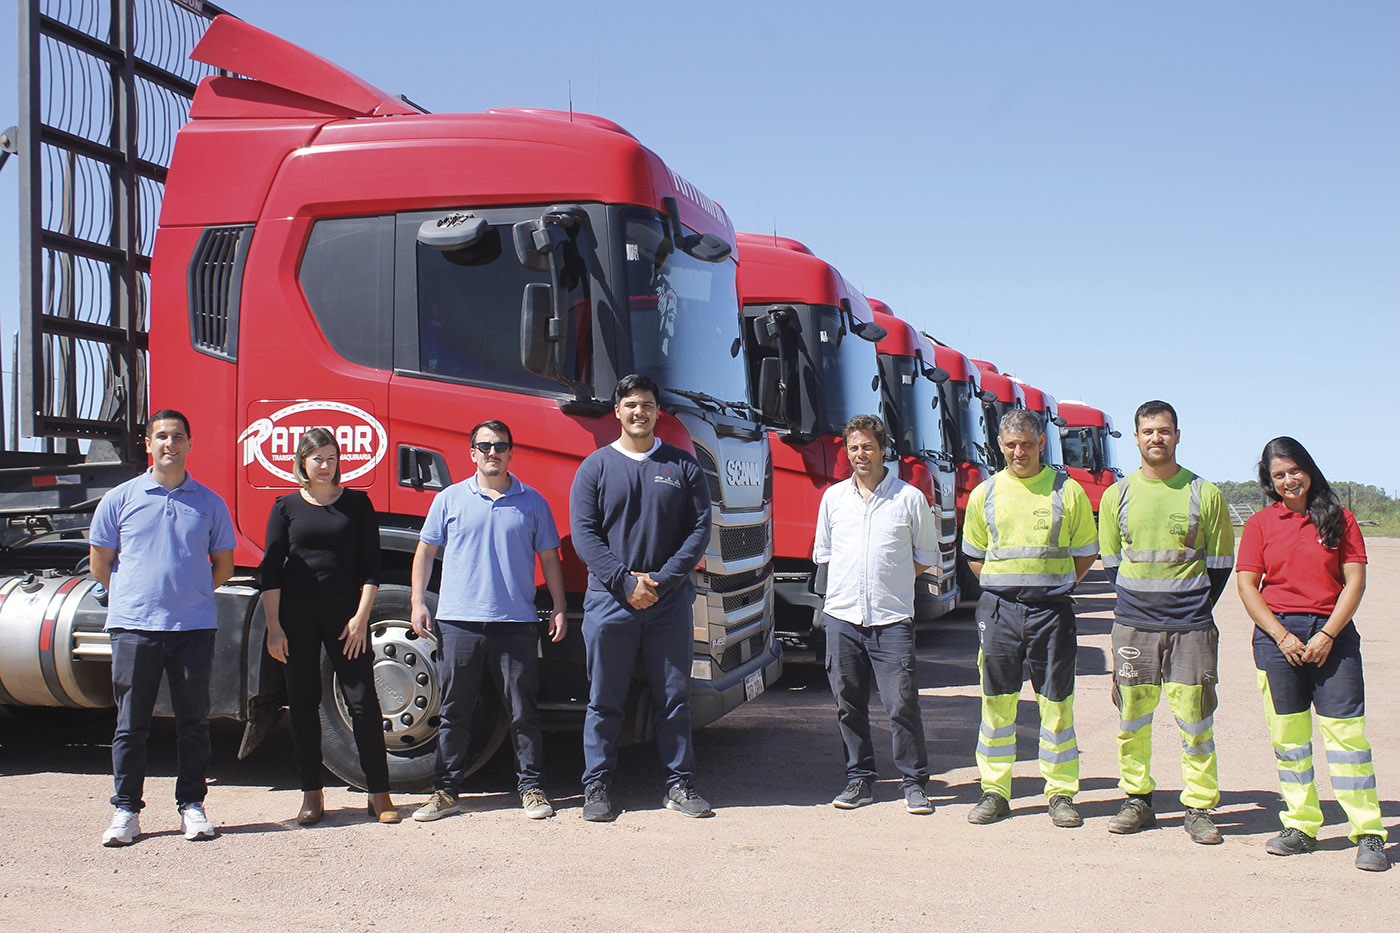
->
[520,283,561,379]
[923,365,950,384]
[417,213,487,251]
[757,356,784,421]
[681,232,731,263]
[851,320,886,343]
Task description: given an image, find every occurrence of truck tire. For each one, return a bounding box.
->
[318,584,509,792]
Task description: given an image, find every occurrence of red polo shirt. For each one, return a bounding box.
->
[1236,503,1366,615]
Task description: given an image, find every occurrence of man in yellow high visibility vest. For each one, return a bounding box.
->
[1099,400,1234,845]
[962,409,1098,827]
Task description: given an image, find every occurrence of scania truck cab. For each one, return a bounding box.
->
[1058,400,1124,513]
[0,9,780,789]
[734,233,885,649]
[866,308,959,620]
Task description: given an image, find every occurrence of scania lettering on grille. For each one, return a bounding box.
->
[725,459,764,487]
[238,400,388,486]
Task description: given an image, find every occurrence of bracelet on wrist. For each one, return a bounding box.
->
[1317,630,1334,641]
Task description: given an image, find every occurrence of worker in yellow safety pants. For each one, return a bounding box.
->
[1236,435,1388,872]
[962,409,1097,828]
[1098,400,1234,846]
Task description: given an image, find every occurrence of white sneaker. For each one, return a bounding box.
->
[180,803,217,841]
[102,808,140,847]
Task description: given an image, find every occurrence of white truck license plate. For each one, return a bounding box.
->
[744,670,764,700]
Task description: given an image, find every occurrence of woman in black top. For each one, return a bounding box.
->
[260,427,398,824]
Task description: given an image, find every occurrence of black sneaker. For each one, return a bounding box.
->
[831,779,874,810]
[1265,827,1317,856]
[664,780,714,818]
[1183,808,1223,845]
[967,792,1011,824]
[1107,797,1156,834]
[1048,795,1082,828]
[581,782,615,822]
[1355,834,1389,872]
[904,785,934,815]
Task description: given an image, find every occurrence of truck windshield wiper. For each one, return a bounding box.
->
[663,387,753,419]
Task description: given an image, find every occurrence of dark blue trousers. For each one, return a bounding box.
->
[581,584,695,789]
[825,614,929,789]
[1253,614,1366,718]
[435,621,544,794]
[109,628,216,812]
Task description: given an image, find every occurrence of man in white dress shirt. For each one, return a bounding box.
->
[814,414,939,814]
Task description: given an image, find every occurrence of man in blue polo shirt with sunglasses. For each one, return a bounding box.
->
[410,419,567,821]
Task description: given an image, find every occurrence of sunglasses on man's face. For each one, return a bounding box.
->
[473,441,512,454]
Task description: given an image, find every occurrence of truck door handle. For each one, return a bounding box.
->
[397,446,450,491]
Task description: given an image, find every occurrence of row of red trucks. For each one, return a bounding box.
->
[0,4,1119,789]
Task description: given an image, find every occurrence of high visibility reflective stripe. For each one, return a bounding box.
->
[1326,749,1373,765]
[1069,543,1099,557]
[1116,473,1204,562]
[1175,715,1214,737]
[984,471,1068,562]
[980,723,1016,740]
[1121,712,1154,733]
[1182,738,1216,756]
[1039,748,1079,764]
[1101,554,1122,568]
[1122,548,1205,563]
[1279,767,1316,785]
[1040,726,1076,746]
[1331,775,1378,791]
[1205,556,1233,568]
[1275,745,1313,762]
[977,742,1016,759]
[1113,576,1210,593]
[978,572,1078,587]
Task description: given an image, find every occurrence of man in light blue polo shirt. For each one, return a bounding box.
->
[409,419,567,821]
[89,410,235,847]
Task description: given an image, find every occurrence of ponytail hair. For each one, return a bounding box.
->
[1257,436,1344,548]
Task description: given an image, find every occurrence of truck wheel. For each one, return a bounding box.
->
[318,584,509,792]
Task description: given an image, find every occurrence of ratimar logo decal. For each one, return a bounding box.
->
[237,400,388,485]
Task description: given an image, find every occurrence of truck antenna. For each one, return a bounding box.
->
[568,80,573,121]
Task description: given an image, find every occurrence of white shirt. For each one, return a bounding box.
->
[813,468,938,627]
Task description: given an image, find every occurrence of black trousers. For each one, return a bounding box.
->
[283,599,390,793]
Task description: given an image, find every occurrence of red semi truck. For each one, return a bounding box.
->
[733,233,893,648]
[970,360,1027,471]
[0,8,780,789]
[1009,377,1067,469]
[1057,400,1124,512]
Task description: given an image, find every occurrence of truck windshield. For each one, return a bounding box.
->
[947,381,991,466]
[1095,427,1121,473]
[1042,413,1065,468]
[620,208,749,410]
[886,356,946,458]
[809,306,882,436]
[1061,428,1091,470]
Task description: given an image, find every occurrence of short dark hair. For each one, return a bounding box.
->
[842,414,887,451]
[148,409,191,437]
[469,419,512,447]
[1134,400,1178,431]
[613,373,660,406]
[293,426,341,487]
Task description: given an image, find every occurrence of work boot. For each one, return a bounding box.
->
[1048,795,1082,828]
[831,778,874,810]
[1265,827,1317,856]
[1355,835,1389,872]
[1107,797,1156,834]
[1183,808,1222,845]
[967,792,1011,824]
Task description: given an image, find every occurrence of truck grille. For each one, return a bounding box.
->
[704,566,763,594]
[721,586,765,615]
[719,524,766,562]
[691,445,724,506]
[719,631,768,672]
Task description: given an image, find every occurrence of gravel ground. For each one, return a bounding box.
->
[3,547,1398,931]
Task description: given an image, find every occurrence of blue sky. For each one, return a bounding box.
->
[2,1,1397,490]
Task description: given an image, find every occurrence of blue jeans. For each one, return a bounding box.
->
[435,621,544,794]
[581,584,695,789]
[109,628,216,811]
[825,614,928,789]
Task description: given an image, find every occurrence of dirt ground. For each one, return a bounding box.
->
[3,545,1398,932]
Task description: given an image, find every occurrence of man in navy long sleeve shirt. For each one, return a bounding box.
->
[569,373,713,821]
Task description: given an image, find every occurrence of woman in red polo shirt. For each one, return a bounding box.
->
[1236,436,1387,872]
